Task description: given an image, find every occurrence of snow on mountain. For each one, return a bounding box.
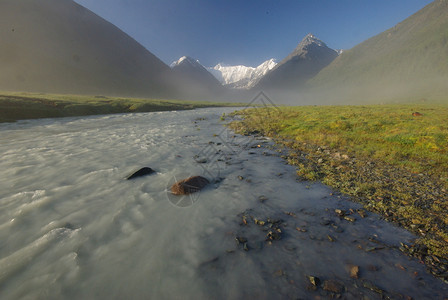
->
[209,59,277,89]
[169,56,224,95]
[170,56,203,68]
[298,33,325,48]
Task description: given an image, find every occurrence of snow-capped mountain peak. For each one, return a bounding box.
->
[297,33,327,49]
[209,58,277,89]
[170,56,203,68]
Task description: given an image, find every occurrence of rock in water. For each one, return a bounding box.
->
[126,167,155,180]
[323,280,344,293]
[171,176,209,195]
[347,264,360,279]
[308,275,320,287]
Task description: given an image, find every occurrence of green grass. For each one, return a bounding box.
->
[232,104,448,178]
[229,103,448,279]
[0,91,242,123]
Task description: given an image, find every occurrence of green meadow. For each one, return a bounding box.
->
[0,92,241,123]
[229,103,448,277]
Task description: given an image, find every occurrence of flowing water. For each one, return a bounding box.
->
[0,108,446,299]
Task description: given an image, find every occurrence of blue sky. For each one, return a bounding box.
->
[74,0,432,67]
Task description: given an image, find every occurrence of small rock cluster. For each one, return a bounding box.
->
[234,209,285,252]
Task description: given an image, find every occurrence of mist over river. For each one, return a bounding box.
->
[0,108,446,299]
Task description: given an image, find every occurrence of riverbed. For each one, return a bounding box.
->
[0,108,446,299]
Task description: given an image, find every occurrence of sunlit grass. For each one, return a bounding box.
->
[229,102,448,267]
[233,104,448,178]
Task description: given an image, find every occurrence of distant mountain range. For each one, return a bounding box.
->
[170,1,448,104]
[169,57,278,90]
[1,0,447,104]
[172,34,339,93]
[209,59,277,89]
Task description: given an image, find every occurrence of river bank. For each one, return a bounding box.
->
[228,103,448,282]
[0,92,241,123]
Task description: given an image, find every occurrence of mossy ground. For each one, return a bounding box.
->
[0,92,242,123]
[228,103,448,280]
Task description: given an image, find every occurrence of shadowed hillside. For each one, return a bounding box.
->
[304,0,448,104]
[0,0,179,98]
[253,34,338,94]
[170,56,227,100]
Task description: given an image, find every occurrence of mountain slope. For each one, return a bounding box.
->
[307,0,448,103]
[171,56,225,96]
[211,59,277,89]
[0,0,177,97]
[253,34,338,91]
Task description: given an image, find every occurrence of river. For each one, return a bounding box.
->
[0,108,446,299]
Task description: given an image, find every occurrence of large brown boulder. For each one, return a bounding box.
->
[171,176,210,195]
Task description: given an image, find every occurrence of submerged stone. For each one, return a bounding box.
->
[347,264,360,278]
[126,167,155,180]
[235,236,248,244]
[344,216,356,222]
[323,279,344,293]
[308,275,320,286]
[362,280,384,294]
[171,176,210,195]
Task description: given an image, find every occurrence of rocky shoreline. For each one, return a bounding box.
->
[228,110,448,283]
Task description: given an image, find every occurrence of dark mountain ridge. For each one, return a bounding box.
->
[170,56,226,98]
[253,34,338,92]
[0,0,178,98]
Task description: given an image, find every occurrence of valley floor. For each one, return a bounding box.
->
[228,103,448,282]
[0,92,240,123]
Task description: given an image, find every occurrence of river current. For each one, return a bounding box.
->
[0,108,446,299]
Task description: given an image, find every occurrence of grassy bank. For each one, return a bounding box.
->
[228,103,448,280]
[0,92,241,123]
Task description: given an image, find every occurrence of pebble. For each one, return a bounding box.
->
[321,218,332,226]
[327,235,336,242]
[357,209,367,218]
[308,275,320,286]
[335,209,345,217]
[254,219,265,226]
[235,236,247,244]
[344,216,356,222]
[258,195,268,202]
[323,280,344,293]
[243,243,249,251]
[347,264,360,279]
[362,280,384,294]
